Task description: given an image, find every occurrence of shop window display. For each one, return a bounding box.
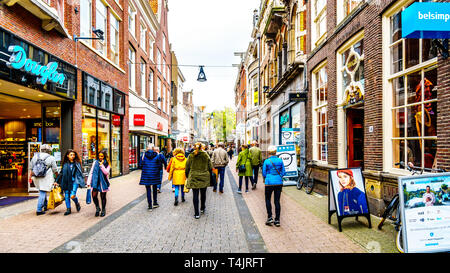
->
[111,115,121,177]
[389,6,438,170]
[82,106,97,175]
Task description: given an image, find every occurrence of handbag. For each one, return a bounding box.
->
[183,185,190,193]
[210,170,217,187]
[86,188,92,204]
[238,152,248,172]
[47,186,63,210]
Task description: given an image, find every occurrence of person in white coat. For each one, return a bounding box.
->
[30,144,58,215]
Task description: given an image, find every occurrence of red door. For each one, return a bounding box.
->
[347,109,364,168]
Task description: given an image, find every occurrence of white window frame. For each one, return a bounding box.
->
[128,1,136,38]
[80,0,92,45]
[382,0,439,174]
[157,50,162,72]
[149,70,154,101]
[128,47,136,91]
[311,61,328,164]
[311,0,327,49]
[336,0,363,25]
[140,23,147,53]
[110,14,120,65]
[95,0,107,56]
[140,60,146,99]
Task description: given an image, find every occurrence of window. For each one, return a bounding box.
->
[140,24,147,52]
[128,47,135,90]
[140,59,146,98]
[386,4,438,171]
[149,38,154,62]
[312,64,328,162]
[110,15,120,65]
[296,7,307,55]
[157,50,162,72]
[340,39,364,105]
[312,0,326,47]
[162,33,166,55]
[95,0,107,56]
[149,70,154,101]
[337,0,363,23]
[157,77,161,108]
[128,2,136,37]
[162,59,166,80]
[80,0,92,45]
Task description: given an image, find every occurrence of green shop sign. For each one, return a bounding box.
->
[280,113,289,126]
[6,45,66,85]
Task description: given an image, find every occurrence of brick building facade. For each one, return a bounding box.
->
[306,0,450,215]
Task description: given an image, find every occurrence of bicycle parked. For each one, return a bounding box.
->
[296,161,315,194]
[377,161,446,253]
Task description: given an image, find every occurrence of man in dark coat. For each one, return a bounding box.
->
[139,146,164,210]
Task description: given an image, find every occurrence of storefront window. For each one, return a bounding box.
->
[111,115,121,177]
[81,105,97,175]
[389,5,438,170]
[97,110,110,154]
[129,134,138,169]
[44,106,60,144]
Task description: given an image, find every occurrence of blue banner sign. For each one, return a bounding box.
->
[6,45,66,85]
[402,2,450,39]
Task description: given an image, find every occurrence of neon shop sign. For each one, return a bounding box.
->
[6,45,66,85]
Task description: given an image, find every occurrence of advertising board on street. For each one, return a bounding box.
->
[399,173,450,253]
[276,144,298,178]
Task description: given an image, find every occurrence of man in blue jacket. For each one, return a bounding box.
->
[139,145,164,210]
[262,145,286,227]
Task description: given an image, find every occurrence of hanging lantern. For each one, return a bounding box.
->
[197,65,207,82]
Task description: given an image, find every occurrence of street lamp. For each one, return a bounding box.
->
[197,66,207,82]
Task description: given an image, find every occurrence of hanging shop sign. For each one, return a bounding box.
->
[112,115,121,126]
[398,173,450,253]
[328,168,372,232]
[6,45,66,85]
[133,114,145,126]
[288,92,307,102]
[401,2,450,39]
[276,144,298,178]
[343,47,364,105]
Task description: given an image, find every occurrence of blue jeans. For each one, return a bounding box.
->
[157,170,163,190]
[174,185,185,200]
[64,183,79,209]
[146,185,158,207]
[252,165,260,185]
[37,190,48,212]
[213,167,226,192]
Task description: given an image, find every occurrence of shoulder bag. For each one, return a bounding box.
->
[238,152,248,172]
[268,158,283,179]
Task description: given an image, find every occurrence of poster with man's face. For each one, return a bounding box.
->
[329,168,369,217]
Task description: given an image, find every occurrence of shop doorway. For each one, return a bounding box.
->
[346,108,364,168]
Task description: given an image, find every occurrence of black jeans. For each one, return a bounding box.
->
[145,185,158,208]
[192,187,207,216]
[252,165,260,185]
[265,185,282,221]
[239,176,252,191]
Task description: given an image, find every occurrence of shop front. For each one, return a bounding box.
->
[81,72,125,178]
[0,27,76,194]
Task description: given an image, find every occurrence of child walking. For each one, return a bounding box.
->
[169,148,187,206]
[57,149,85,215]
[86,150,111,217]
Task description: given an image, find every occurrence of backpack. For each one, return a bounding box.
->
[33,153,48,177]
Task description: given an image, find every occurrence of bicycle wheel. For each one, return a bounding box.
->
[305,177,315,194]
[377,194,399,230]
[396,228,405,253]
[296,174,304,190]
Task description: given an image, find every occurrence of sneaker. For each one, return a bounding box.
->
[148,206,153,211]
[274,220,280,227]
[194,215,200,219]
[245,189,249,193]
[265,218,274,226]
[64,208,71,216]
[36,211,45,216]
[153,203,159,208]
[252,183,257,190]
[200,209,205,214]
[237,190,242,194]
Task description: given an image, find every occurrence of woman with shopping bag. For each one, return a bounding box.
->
[57,149,85,216]
[30,144,58,215]
[86,150,110,217]
[168,148,187,206]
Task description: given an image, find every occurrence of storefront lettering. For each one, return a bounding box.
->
[6,45,66,85]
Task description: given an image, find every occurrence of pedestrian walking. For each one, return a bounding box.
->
[30,144,58,215]
[249,141,262,190]
[154,146,167,193]
[86,150,110,217]
[139,145,164,210]
[168,148,187,206]
[227,146,233,160]
[236,144,254,193]
[185,142,212,219]
[262,145,286,227]
[211,142,229,193]
[57,149,85,216]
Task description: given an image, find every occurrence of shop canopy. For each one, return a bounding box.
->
[402,2,450,39]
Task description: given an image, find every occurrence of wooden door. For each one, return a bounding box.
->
[347,109,364,168]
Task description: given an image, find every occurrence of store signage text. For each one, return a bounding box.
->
[134,114,145,126]
[112,115,121,126]
[402,2,450,39]
[157,122,163,131]
[6,45,66,85]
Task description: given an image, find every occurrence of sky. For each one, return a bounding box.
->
[168,0,260,113]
